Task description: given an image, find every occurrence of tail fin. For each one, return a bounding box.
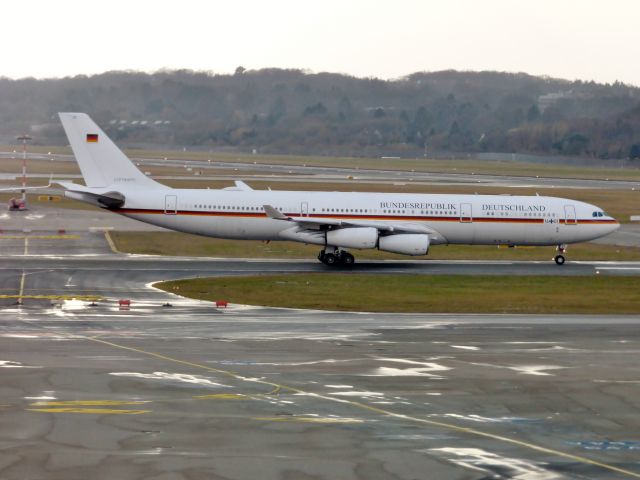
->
[58,113,166,189]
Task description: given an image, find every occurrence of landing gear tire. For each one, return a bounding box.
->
[322,253,338,265]
[554,254,565,265]
[340,252,355,265]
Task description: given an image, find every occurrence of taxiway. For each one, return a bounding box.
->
[1,226,640,478]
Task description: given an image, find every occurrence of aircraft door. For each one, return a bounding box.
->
[564,205,577,225]
[460,203,473,223]
[164,195,177,215]
[300,201,309,217]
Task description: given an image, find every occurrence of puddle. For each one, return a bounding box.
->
[0,360,40,368]
[109,372,228,388]
[428,447,562,479]
[369,358,451,377]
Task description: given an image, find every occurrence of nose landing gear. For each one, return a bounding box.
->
[318,248,355,266]
[554,244,567,265]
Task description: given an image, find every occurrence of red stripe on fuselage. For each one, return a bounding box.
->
[113,208,616,225]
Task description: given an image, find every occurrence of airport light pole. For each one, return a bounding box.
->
[16,134,32,203]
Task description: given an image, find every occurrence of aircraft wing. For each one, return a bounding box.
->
[263,204,443,237]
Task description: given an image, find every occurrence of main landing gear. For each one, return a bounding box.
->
[554,244,567,265]
[318,248,355,266]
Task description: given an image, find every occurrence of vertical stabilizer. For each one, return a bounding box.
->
[58,113,166,189]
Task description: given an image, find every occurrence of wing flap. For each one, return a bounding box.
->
[287,216,437,235]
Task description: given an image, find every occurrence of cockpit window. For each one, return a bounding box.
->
[592,211,606,218]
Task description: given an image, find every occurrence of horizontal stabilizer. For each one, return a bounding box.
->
[0,174,54,192]
[221,180,254,191]
[57,181,125,209]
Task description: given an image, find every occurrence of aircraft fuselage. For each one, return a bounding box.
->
[114,188,618,247]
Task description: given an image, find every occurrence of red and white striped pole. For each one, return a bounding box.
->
[16,134,31,203]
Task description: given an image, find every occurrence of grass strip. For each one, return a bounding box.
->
[6,144,638,181]
[156,274,640,314]
[112,231,640,261]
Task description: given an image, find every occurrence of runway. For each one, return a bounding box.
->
[1,231,640,478]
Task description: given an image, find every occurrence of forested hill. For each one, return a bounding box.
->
[1,69,639,160]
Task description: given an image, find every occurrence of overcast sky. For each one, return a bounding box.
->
[2,0,638,85]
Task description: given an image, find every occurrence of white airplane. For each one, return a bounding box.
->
[58,113,619,266]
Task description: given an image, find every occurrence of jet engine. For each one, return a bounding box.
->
[326,227,378,249]
[378,234,430,256]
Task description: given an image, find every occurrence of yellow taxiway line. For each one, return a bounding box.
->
[194,393,247,400]
[82,335,640,479]
[104,231,120,254]
[30,400,149,407]
[27,407,149,415]
[18,273,26,301]
[27,400,151,415]
[0,234,80,240]
[16,237,28,305]
[0,295,102,301]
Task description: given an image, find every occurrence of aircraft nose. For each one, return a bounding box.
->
[609,219,621,234]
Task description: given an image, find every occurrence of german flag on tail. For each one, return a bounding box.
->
[86,133,98,143]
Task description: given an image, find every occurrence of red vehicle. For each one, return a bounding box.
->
[8,198,26,211]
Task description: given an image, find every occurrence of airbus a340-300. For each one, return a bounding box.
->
[58,113,619,265]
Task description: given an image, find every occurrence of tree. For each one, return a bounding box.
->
[267,96,287,125]
[373,107,386,118]
[413,107,432,131]
[338,95,352,113]
[234,66,246,75]
[303,102,327,116]
[554,133,590,155]
[527,104,541,123]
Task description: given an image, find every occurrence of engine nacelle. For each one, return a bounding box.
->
[378,234,430,256]
[326,227,378,249]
